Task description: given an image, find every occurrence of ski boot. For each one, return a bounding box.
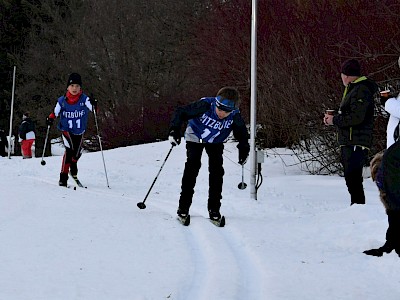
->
[59,173,68,187]
[208,210,222,221]
[177,208,189,218]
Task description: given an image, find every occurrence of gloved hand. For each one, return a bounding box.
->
[89,94,98,109]
[168,128,181,146]
[46,114,55,126]
[238,144,250,165]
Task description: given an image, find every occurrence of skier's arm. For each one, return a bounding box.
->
[53,102,62,117]
[46,102,61,126]
[169,100,210,130]
[232,113,249,144]
[85,94,98,112]
[232,113,250,164]
[85,96,94,112]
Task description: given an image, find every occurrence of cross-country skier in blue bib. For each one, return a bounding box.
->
[169,86,250,221]
[46,73,98,186]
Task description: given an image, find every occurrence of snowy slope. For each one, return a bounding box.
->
[0,141,399,300]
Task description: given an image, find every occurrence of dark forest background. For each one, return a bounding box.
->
[1,0,400,173]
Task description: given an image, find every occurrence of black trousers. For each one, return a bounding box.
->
[0,141,6,157]
[179,141,224,212]
[386,211,400,249]
[61,131,83,175]
[340,145,368,204]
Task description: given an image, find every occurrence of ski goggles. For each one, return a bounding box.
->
[215,96,235,112]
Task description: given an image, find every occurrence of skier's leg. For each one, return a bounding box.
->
[59,131,74,185]
[178,142,204,213]
[205,143,224,214]
[70,134,84,176]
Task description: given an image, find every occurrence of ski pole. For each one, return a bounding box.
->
[93,109,110,188]
[238,164,247,190]
[137,145,174,209]
[40,125,50,166]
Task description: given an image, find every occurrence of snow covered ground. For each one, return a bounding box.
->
[1,140,399,300]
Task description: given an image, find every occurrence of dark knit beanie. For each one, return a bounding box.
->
[67,73,82,87]
[341,59,361,76]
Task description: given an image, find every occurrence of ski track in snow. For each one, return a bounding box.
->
[28,175,129,200]
[155,198,267,300]
[29,170,268,299]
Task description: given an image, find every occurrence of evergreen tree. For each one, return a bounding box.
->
[0,0,33,130]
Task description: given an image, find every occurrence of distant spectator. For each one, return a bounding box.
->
[382,92,400,148]
[324,59,378,205]
[0,128,8,157]
[363,90,400,257]
[18,112,36,158]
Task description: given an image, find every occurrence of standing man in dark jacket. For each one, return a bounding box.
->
[324,59,378,205]
[18,112,36,158]
[169,86,250,222]
[0,128,8,157]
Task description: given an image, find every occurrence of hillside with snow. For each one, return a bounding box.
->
[0,141,399,300]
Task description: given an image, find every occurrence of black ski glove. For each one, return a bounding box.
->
[169,128,181,146]
[89,94,98,109]
[46,116,54,126]
[238,144,250,165]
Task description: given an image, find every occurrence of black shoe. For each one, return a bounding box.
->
[177,208,189,218]
[364,242,395,257]
[380,242,394,254]
[208,210,221,221]
[363,248,384,257]
[59,173,68,186]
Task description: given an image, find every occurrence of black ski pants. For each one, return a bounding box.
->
[0,141,6,157]
[340,145,368,204]
[60,131,83,175]
[179,141,224,212]
[386,211,400,250]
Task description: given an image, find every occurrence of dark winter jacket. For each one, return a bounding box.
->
[333,76,378,148]
[170,97,249,151]
[18,118,36,140]
[0,129,8,150]
[381,141,400,211]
